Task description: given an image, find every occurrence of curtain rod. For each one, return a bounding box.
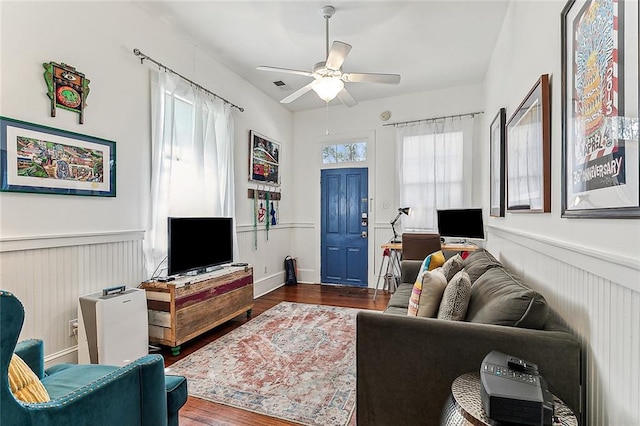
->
[383,111,483,127]
[132,48,244,112]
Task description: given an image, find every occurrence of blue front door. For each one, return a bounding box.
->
[321,168,368,286]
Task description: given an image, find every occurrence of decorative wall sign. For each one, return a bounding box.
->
[43,62,91,124]
[0,117,115,197]
[490,108,506,217]
[249,130,280,185]
[506,74,551,212]
[561,0,639,218]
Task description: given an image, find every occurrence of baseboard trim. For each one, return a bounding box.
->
[44,345,77,367]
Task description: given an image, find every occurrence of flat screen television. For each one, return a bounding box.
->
[167,217,233,276]
[436,208,485,241]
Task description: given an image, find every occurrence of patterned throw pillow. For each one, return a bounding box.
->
[8,354,50,403]
[424,250,446,271]
[416,269,448,317]
[437,270,472,321]
[441,253,464,281]
[407,279,423,316]
[407,250,446,316]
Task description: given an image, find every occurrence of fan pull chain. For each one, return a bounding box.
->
[325,102,330,135]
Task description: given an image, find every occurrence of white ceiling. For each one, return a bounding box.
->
[135,1,510,112]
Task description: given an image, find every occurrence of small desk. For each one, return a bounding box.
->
[440,373,578,426]
[441,243,479,252]
[373,242,478,301]
[382,242,403,251]
[382,242,480,254]
[373,242,403,301]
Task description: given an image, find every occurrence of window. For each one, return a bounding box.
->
[396,116,475,231]
[159,93,202,208]
[144,70,236,278]
[322,142,366,164]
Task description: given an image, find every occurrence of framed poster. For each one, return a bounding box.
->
[506,74,551,213]
[561,0,639,218]
[0,117,115,197]
[249,130,280,185]
[490,108,506,217]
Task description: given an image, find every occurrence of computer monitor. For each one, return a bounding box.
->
[437,208,485,242]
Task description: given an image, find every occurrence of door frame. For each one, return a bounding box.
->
[315,130,376,287]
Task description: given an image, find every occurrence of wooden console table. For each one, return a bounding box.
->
[141,265,254,355]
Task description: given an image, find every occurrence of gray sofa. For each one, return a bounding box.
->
[356,249,582,425]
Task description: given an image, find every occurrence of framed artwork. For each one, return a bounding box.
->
[490,108,506,217]
[0,117,115,197]
[506,74,551,213]
[249,130,280,185]
[561,0,639,218]
[42,62,91,124]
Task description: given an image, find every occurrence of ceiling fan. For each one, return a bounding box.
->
[257,5,401,107]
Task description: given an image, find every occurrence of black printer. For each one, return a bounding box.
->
[480,350,554,425]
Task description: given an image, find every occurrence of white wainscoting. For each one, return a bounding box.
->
[235,223,294,296]
[486,226,640,426]
[0,231,146,364]
[7,224,636,423]
[1,225,295,364]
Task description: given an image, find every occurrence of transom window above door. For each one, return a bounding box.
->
[322,142,367,164]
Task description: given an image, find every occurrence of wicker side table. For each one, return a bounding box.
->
[440,372,578,426]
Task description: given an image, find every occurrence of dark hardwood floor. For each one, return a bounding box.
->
[161,283,391,426]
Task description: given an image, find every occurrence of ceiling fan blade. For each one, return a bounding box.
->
[280,82,315,104]
[337,88,357,107]
[325,41,352,70]
[257,66,314,78]
[342,72,401,85]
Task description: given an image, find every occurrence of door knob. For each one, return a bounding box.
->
[361,231,367,238]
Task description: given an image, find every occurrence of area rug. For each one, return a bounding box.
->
[165,301,362,426]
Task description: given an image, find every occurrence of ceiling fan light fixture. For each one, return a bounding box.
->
[257,4,400,107]
[312,77,344,102]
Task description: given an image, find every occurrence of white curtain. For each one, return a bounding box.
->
[144,70,236,278]
[395,116,474,232]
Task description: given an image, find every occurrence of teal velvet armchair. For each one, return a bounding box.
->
[1,290,188,426]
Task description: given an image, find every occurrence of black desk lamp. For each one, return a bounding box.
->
[390,207,411,243]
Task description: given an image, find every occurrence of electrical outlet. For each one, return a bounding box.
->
[69,319,78,337]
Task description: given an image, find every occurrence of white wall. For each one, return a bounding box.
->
[291,84,485,285]
[0,1,294,361]
[482,0,640,261]
[0,1,294,239]
[482,1,640,424]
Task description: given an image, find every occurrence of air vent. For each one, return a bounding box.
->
[273,80,290,90]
